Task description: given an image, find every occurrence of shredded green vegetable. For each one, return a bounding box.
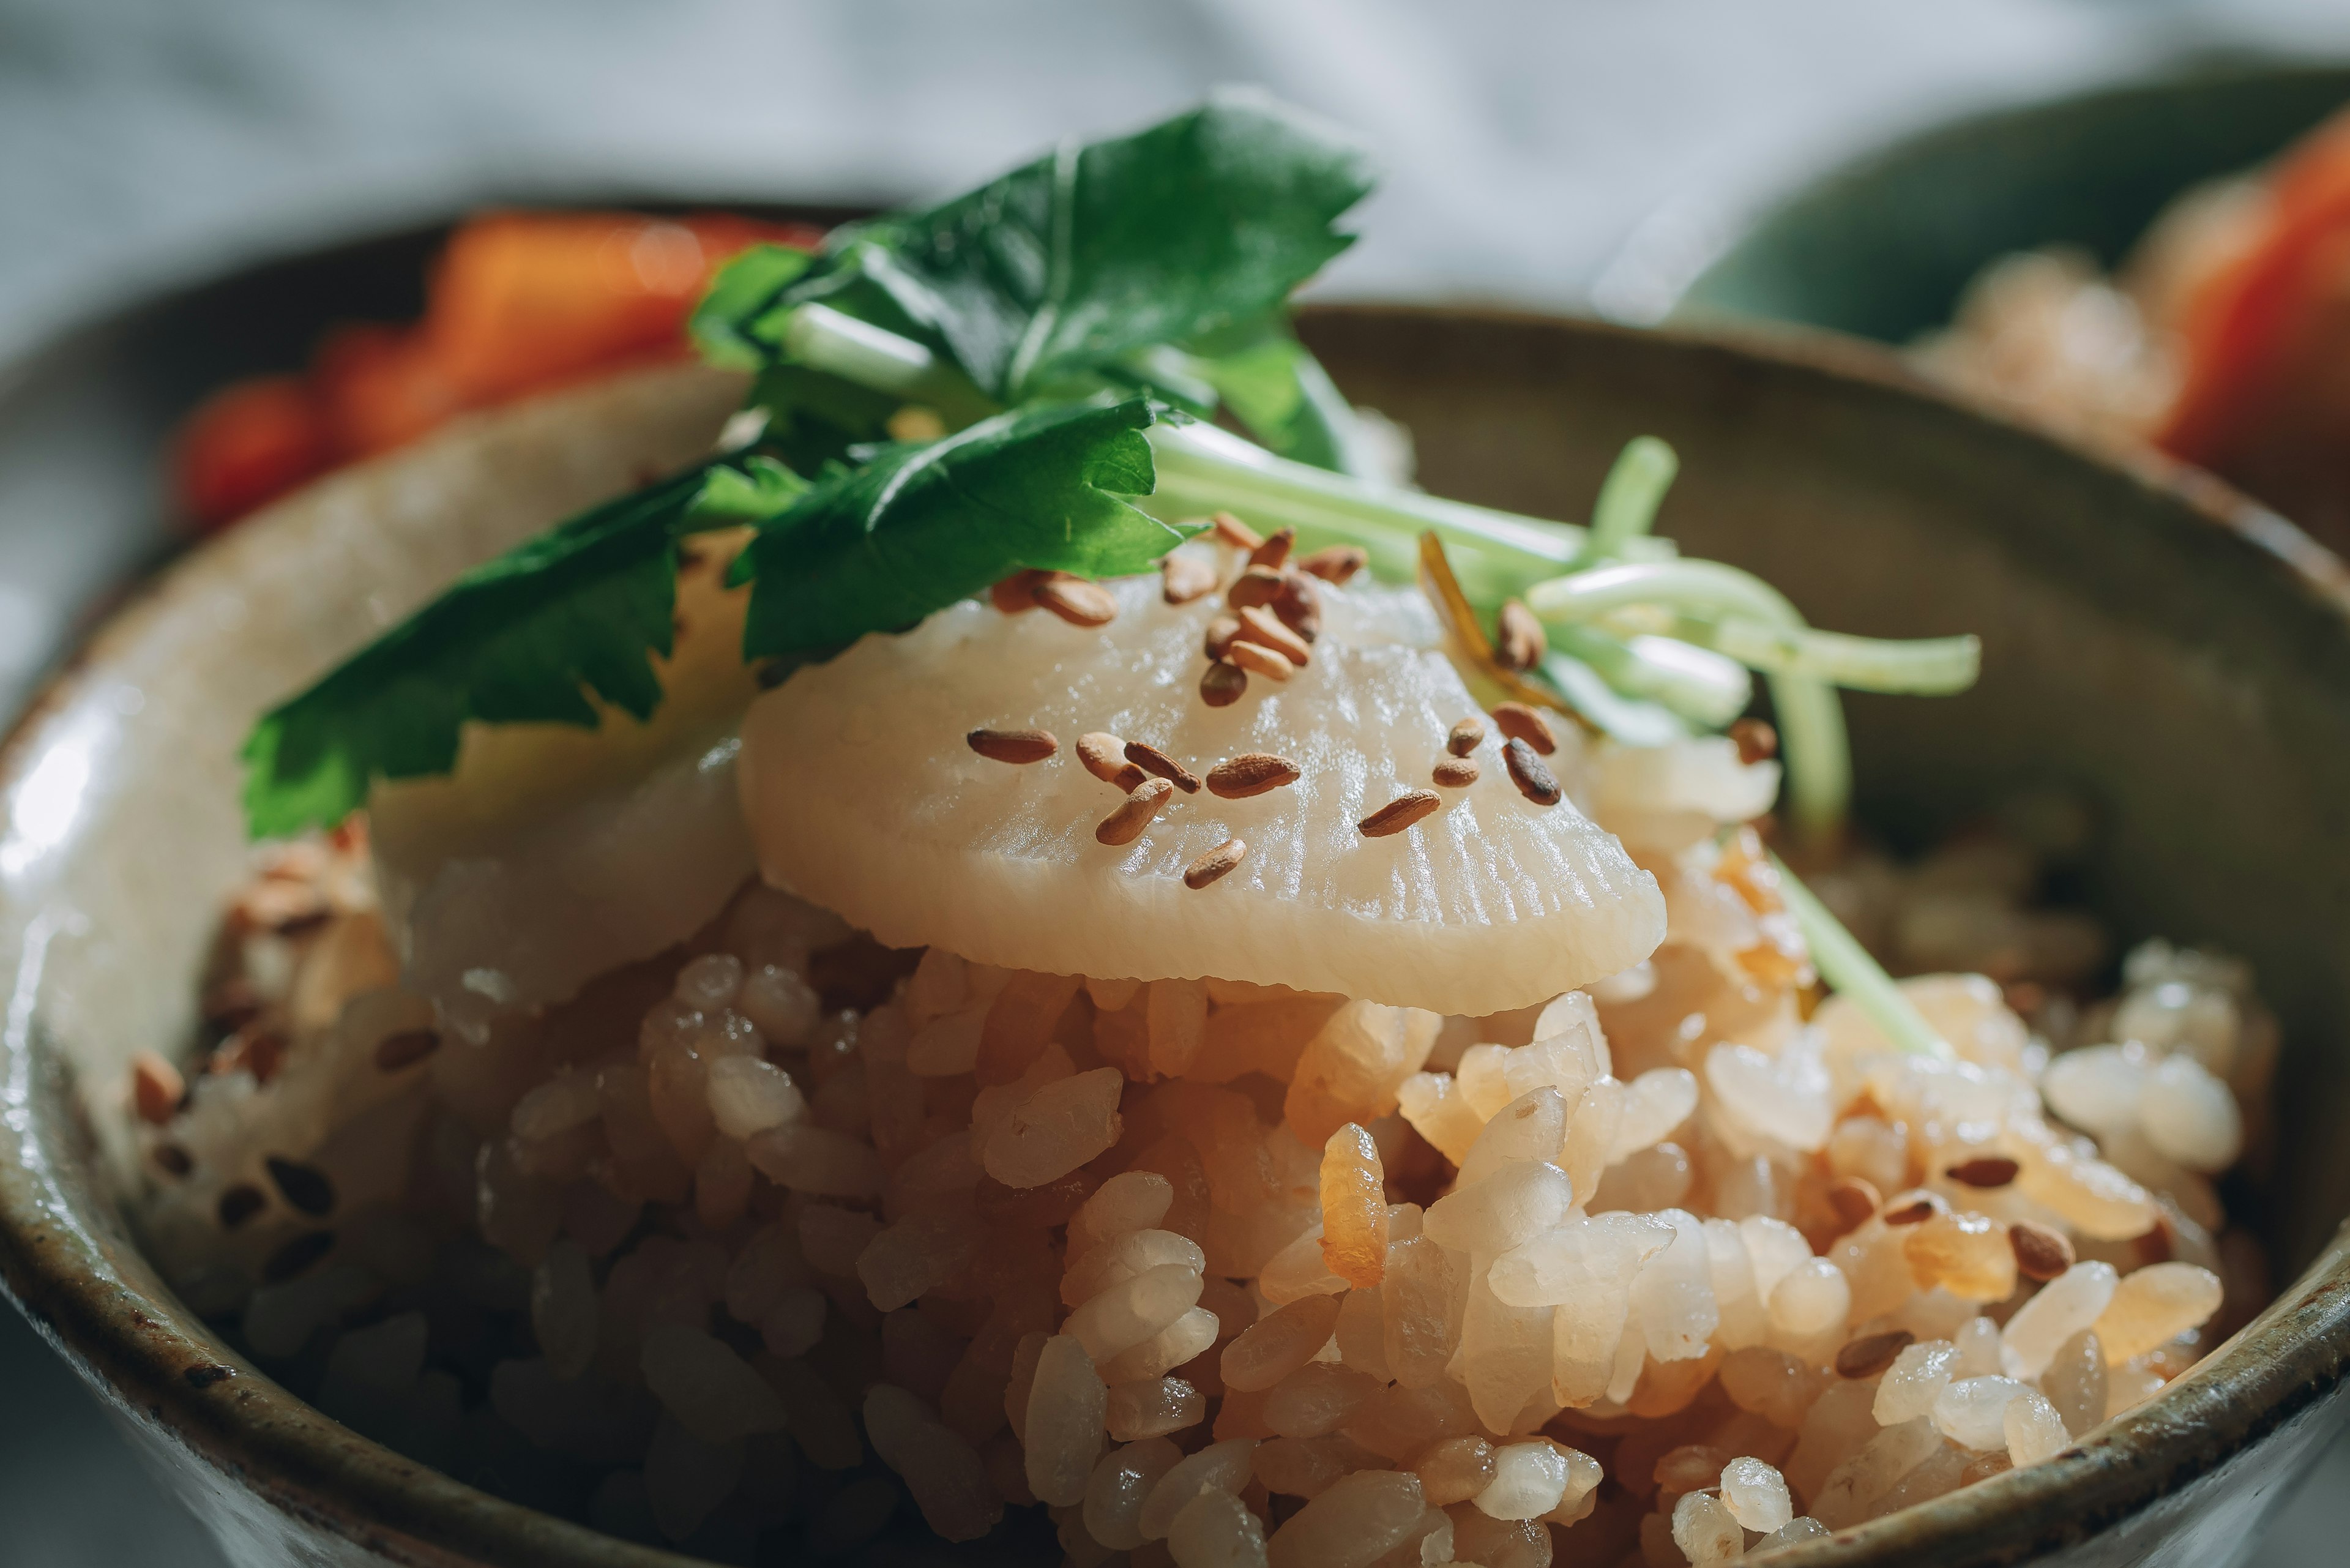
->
[1576,435,1679,567]
[1772,853,1954,1061]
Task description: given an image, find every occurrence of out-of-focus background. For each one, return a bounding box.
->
[4,1,2350,1562]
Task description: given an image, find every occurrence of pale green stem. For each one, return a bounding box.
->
[1548,623,1750,730]
[1149,420,1592,577]
[1526,561,1849,838]
[1669,616,1981,695]
[780,304,998,425]
[1771,854,1953,1061]
[1578,436,1679,566]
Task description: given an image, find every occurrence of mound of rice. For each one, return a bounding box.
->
[128,796,2270,1566]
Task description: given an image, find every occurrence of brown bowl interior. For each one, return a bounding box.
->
[0,308,2346,1566]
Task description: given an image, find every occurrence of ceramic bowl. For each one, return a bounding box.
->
[2,307,2348,1567]
[1677,59,2350,344]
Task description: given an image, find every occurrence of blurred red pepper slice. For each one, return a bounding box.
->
[2159,108,2350,537]
[170,210,825,533]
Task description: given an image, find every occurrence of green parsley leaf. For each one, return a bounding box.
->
[241,454,761,838]
[732,397,1195,659]
[1176,319,1376,476]
[748,89,1373,403]
[688,242,815,369]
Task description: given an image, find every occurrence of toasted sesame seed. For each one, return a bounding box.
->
[1431,758,1479,788]
[1206,753,1301,799]
[1205,615,1243,662]
[1200,661,1248,707]
[217,1184,266,1230]
[1273,572,1321,641]
[152,1143,193,1178]
[1184,838,1247,889]
[1234,605,1310,666]
[1495,599,1546,671]
[1447,717,1486,758]
[1124,741,1201,793]
[266,1155,336,1217]
[202,976,259,1032]
[373,1028,440,1073]
[1826,1176,1882,1233]
[1490,701,1557,755]
[1730,717,1779,764]
[1882,1196,1938,1226]
[1097,778,1176,846]
[1226,641,1292,682]
[1226,566,1286,610]
[1161,553,1218,605]
[1360,790,1442,838]
[1077,733,1149,790]
[968,727,1058,764]
[1210,511,1263,551]
[990,569,1045,614]
[1034,573,1117,627]
[132,1050,184,1127]
[1502,738,1561,806]
[264,1230,335,1283]
[1248,527,1296,570]
[1945,1155,2021,1189]
[1297,545,1367,584]
[1835,1328,1915,1380]
[2009,1220,2075,1282]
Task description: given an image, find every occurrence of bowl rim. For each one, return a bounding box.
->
[1657,53,2350,339]
[1,302,2348,1567]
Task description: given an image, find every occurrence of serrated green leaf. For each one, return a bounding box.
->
[734,397,1195,659]
[690,243,816,369]
[756,89,1371,403]
[1179,319,1373,476]
[687,455,810,525]
[241,455,762,838]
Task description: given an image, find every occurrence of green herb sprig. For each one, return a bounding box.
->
[237,91,1980,1056]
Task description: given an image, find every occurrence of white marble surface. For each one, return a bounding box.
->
[2,1,2349,1562]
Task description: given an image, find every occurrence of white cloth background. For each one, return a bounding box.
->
[1,1,2347,1563]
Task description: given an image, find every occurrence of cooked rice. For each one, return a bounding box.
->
[129,797,2270,1564]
